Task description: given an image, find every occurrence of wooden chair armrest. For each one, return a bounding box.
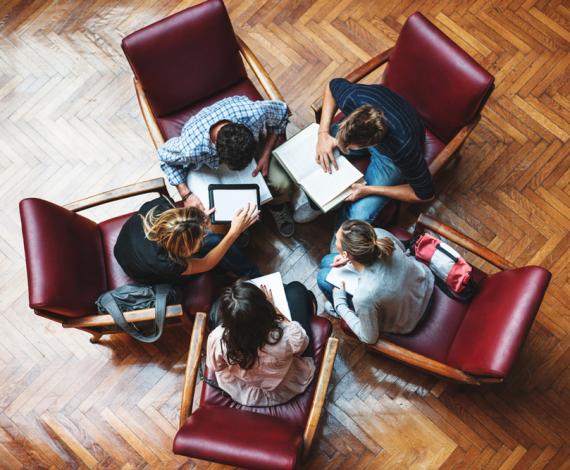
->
[428,120,478,176]
[179,311,208,427]
[368,339,480,385]
[302,337,339,460]
[237,35,286,104]
[64,177,168,212]
[416,214,516,271]
[134,78,166,150]
[311,47,393,122]
[63,304,183,329]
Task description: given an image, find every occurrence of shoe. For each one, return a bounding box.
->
[268,204,295,238]
[323,301,340,319]
[293,191,321,224]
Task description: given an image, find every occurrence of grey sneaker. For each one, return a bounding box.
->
[268,204,295,238]
[293,191,321,223]
[324,301,340,318]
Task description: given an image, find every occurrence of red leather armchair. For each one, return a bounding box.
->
[121,0,285,149]
[173,312,339,469]
[19,178,215,343]
[312,12,495,224]
[340,214,551,385]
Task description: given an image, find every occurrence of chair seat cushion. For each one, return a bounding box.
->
[447,266,551,377]
[200,316,332,429]
[98,213,215,316]
[173,405,303,470]
[157,78,264,140]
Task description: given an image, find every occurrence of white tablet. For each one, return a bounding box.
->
[208,184,260,224]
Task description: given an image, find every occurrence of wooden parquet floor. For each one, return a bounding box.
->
[1,0,569,468]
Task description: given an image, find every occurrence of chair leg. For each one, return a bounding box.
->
[90,333,103,343]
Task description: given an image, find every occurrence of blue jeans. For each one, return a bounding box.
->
[197,232,260,279]
[330,123,402,226]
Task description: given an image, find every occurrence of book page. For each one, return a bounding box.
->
[248,272,291,320]
[325,263,360,296]
[272,122,363,211]
[186,160,273,209]
[299,157,363,210]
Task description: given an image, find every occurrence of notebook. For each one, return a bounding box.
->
[248,272,291,320]
[272,123,364,212]
[186,159,272,210]
[325,263,360,296]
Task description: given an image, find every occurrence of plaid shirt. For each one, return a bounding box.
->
[158,96,289,186]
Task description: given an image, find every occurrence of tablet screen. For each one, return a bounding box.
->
[211,188,259,222]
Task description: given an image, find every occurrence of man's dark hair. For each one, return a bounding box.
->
[216,123,256,170]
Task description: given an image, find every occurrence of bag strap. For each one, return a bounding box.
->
[100,284,171,343]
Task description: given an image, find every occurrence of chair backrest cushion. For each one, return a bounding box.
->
[19,199,107,317]
[447,267,551,378]
[121,0,247,118]
[383,12,494,143]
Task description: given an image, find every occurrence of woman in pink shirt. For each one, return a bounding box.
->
[206,281,316,407]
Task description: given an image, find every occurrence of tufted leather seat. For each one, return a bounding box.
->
[173,316,333,469]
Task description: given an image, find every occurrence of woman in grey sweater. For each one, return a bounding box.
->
[317,220,434,344]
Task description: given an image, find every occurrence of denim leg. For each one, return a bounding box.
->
[197,233,261,279]
[317,253,338,303]
[337,148,402,226]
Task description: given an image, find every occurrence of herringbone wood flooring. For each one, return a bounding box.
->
[1,0,569,468]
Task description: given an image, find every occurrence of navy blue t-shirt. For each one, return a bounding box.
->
[330,78,434,200]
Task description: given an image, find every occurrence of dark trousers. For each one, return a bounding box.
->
[197,232,260,279]
[284,281,316,357]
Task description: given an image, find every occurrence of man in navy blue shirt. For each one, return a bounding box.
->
[316,78,434,224]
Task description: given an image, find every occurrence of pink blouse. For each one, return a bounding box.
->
[206,321,316,406]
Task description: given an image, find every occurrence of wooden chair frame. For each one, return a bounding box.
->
[310,47,492,179]
[53,178,191,343]
[367,213,515,385]
[134,35,285,150]
[179,312,340,462]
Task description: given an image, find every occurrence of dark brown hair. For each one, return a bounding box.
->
[336,105,387,154]
[339,219,395,264]
[219,281,284,370]
[216,123,256,170]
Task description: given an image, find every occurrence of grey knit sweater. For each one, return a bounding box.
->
[332,229,434,344]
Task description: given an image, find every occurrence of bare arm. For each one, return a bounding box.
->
[182,204,260,275]
[316,83,339,173]
[252,132,280,177]
[347,182,434,204]
[176,182,206,211]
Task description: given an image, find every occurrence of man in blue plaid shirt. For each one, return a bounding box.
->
[158,96,317,237]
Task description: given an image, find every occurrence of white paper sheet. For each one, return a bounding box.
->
[248,272,291,320]
[325,263,360,295]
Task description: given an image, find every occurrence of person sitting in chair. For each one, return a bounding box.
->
[206,280,316,407]
[315,78,435,226]
[114,195,260,285]
[158,96,319,238]
[317,219,434,344]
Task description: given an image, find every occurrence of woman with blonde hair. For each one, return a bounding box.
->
[114,195,260,284]
[317,219,434,343]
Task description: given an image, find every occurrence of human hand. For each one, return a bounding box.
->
[230,203,260,235]
[252,155,270,177]
[183,193,206,211]
[331,254,349,268]
[346,183,368,202]
[260,284,274,304]
[316,132,338,174]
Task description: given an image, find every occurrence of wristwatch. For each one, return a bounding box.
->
[181,192,193,202]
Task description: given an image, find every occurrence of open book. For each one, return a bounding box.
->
[325,263,360,296]
[272,123,364,212]
[186,159,273,210]
[248,272,291,320]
